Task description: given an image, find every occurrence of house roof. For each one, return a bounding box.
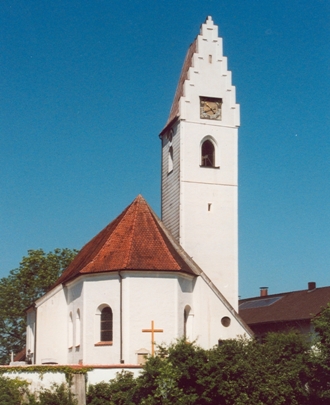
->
[55,195,197,286]
[239,285,330,325]
[13,347,26,362]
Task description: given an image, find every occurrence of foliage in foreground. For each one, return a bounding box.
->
[85,308,330,405]
[309,303,330,404]
[0,377,77,405]
[87,332,312,405]
[0,325,328,405]
[29,383,78,405]
[0,375,30,405]
[0,248,78,364]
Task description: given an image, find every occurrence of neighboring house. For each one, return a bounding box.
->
[26,17,252,367]
[239,283,330,339]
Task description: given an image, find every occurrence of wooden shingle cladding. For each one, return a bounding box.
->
[161,122,181,240]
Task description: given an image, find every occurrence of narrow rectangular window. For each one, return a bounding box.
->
[168,146,173,173]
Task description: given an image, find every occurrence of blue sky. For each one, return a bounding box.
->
[1,0,329,298]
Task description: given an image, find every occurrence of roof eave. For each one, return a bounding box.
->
[159,116,179,138]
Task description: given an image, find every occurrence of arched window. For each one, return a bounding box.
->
[184,305,193,341]
[68,312,73,348]
[201,140,215,167]
[101,307,113,342]
[75,309,81,347]
[184,307,189,338]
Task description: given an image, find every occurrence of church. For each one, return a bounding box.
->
[26,16,252,366]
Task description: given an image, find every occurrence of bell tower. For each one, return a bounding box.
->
[159,17,239,310]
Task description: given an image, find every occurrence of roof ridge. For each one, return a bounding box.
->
[143,202,182,270]
[123,198,139,269]
[240,285,330,302]
[84,199,138,269]
[53,200,138,286]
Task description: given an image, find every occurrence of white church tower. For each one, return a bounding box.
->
[160,17,239,310]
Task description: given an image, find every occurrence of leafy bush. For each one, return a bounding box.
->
[310,303,330,404]
[106,335,311,405]
[0,375,30,405]
[87,371,137,405]
[29,383,77,405]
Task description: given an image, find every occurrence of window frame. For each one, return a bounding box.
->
[95,304,113,346]
[200,137,220,169]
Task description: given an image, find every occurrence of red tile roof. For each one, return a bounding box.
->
[56,195,196,285]
[239,286,330,325]
[13,347,26,362]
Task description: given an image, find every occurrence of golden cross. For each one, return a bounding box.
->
[142,320,163,356]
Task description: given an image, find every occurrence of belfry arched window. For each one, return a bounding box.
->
[201,140,215,167]
[100,306,113,342]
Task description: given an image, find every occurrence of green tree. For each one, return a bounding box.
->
[0,248,78,364]
[310,303,330,403]
[30,383,78,405]
[87,371,137,405]
[0,375,30,405]
[135,341,204,404]
[133,334,311,405]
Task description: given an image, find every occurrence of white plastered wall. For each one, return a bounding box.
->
[122,273,180,364]
[119,272,246,363]
[192,277,246,348]
[35,285,68,364]
[80,274,121,365]
[26,308,36,362]
[33,269,248,366]
[180,120,238,309]
[66,279,84,364]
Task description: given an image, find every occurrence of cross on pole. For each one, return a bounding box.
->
[142,320,163,356]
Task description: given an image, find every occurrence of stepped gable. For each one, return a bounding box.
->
[163,38,197,130]
[56,195,196,286]
[161,15,239,136]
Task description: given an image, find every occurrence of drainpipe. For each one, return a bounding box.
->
[34,304,37,365]
[118,271,124,364]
